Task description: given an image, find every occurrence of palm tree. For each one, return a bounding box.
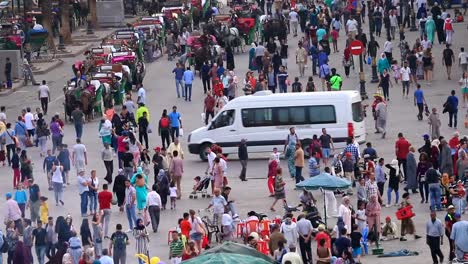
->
[60,0,72,44]
[39,0,56,50]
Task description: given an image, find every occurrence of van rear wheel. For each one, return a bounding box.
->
[199,143,212,161]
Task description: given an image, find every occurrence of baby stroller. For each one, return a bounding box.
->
[189,174,211,199]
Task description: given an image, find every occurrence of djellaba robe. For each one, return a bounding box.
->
[428,112,441,140]
[425,16,436,43]
[406,151,418,190]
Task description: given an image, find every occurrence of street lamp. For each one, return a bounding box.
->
[367,1,379,83]
[356,3,368,100]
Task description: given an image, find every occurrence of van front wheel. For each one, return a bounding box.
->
[199,143,212,161]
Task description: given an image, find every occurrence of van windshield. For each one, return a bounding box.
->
[210,110,235,130]
[352,102,364,122]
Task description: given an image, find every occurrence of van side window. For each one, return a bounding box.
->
[211,110,235,129]
[352,102,364,122]
[242,105,336,127]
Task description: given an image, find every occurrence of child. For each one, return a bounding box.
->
[169,181,178,210]
[331,28,339,53]
[350,224,363,263]
[14,182,28,218]
[399,193,422,241]
[40,196,49,224]
[391,60,401,84]
[381,216,398,240]
[192,176,202,192]
[356,200,367,233]
[306,76,316,92]
[272,148,280,164]
[356,177,367,206]
[169,231,184,264]
[43,150,56,191]
[291,77,302,92]
[273,240,288,263]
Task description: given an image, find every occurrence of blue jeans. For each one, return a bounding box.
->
[36,245,47,264]
[74,123,83,139]
[279,83,287,93]
[126,204,137,229]
[429,183,442,210]
[185,84,192,101]
[175,79,184,97]
[387,187,399,205]
[88,191,97,212]
[295,166,304,184]
[452,197,465,215]
[80,191,89,216]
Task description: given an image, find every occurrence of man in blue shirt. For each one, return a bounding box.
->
[14,116,28,149]
[413,84,426,120]
[172,63,185,98]
[183,67,194,101]
[277,66,288,93]
[445,90,459,128]
[168,106,182,141]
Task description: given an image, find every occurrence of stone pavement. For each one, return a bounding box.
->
[0,10,467,264]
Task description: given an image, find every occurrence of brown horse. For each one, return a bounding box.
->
[80,90,95,121]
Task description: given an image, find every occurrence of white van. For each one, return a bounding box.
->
[188,91,366,160]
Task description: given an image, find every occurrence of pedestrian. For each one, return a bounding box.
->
[133,218,149,263]
[399,193,422,241]
[35,113,49,157]
[294,143,305,184]
[428,108,441,140]
[203,91,216,125]
[445,205,457,261]
[97,183,112,239]
[395,132,411,181]
[414,84,426,120]
[72,138,87,173]
[27,178,41,224]
[168,106,182,142]
[124,179,137,231]
[458,47,467,73]
[77,169,90,217]
[113,170,127,211]
[146,184,161,233]
[24,107,35,140]
[201,61,211,93]
[308,152,320,177]
[70,105,84,140]
[283,127,299,179]
[50,117,63,155]
[342,48,352,78]
[444,90,459,128]
[38,80,50,115]
[383,37,394,64]
[426,165,442,211]
[238,139,248,181]
[137,111,149,150]
[4,57,11,88]
[319,62,331,91]
[88,170,99,215]
[20,150,33,186]
[68,231,83,264]
[5,220,18,264]
[338,196,352,235]
[39,196,48,226]
[172,63,185,98]
[169,231,184,264]
[422,49,434,84]
[32,220,47,264]
[296,214,314,264]
[109,223,129,264]
[375,96,387,138]
[183,67,194,101]
[385,159,400,207]
[23,58,39,86]
[277,66,288,93]
[426,211,444,264]
[169,150,183,199]
[443,14,454,45]
[329,68,342,91]
[13,182,27,218]
[405,146,419,194]
[101,143,114,184]
[442,44,455,80]
[51,160,64,207]
[270,167,285,212]
[295,42,307,77]
[158,110,171,149]
[255,42,266,73]
[91,214,103,258]
[380,68,392,101]
[378,53,391,75]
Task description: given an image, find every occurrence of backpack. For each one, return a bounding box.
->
[112,232,127,251]
[0,232,8,253]
[160,117,170,128]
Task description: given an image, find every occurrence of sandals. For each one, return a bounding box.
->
[270,207,276,212]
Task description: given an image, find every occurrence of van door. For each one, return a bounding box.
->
[207,109,238,153]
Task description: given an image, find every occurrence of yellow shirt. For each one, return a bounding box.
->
[40,203,49,224]
[136,106,150,122]
[295,148,305,167]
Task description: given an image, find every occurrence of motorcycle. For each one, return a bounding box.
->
[282,202,325,228]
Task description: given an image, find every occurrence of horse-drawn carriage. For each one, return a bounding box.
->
[0,22,24,50]
[28,28,55,60]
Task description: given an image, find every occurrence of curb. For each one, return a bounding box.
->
[33,59,64,75]
[55,43,93,58]
[0,81,22,97]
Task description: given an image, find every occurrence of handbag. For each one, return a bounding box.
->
[367,56,372,65]
[179,128,184,137]
[111,192,118,205]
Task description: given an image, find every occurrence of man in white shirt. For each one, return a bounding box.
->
[24,107,35,139]
[346,18,358,39]
[458,47,467,72]
[72,138,88,173]
[383,38,394,64]
[205,147,217,174]
[137,85,146,105]
[289,10,299,37]
[400,61,412,97]
[146,184,162,233]
[296,214,313,264]
[38,80,50,115]
[255,43,266,71]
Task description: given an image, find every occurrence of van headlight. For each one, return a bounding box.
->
[187,134,191,143]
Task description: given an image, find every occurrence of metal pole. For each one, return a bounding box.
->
[410,1,417,31]
[357,4,367,100]
[321,188,327,227]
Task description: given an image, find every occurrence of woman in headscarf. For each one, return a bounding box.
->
[405,146,418,194]
[284,127,299,179]
[270,167,286,212]
[377,53,390,75]
[248,43,258,71]
[342,47,352,77]
[113,169,127,211]
[130,167,148,212]
[425,16,436,44]
[13,240,27,264]
[226,46,235,70]
[157,169,170,210]
[212,157,224,190]
[267,153,278,197]
[91,213,103,259]
[430,139,440,170]
[365,195,381,237]
[133,218,150,264]
[439,139,453,175]
[416,151,431,203]
[98,117,112,146]
[338,196,352,235]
